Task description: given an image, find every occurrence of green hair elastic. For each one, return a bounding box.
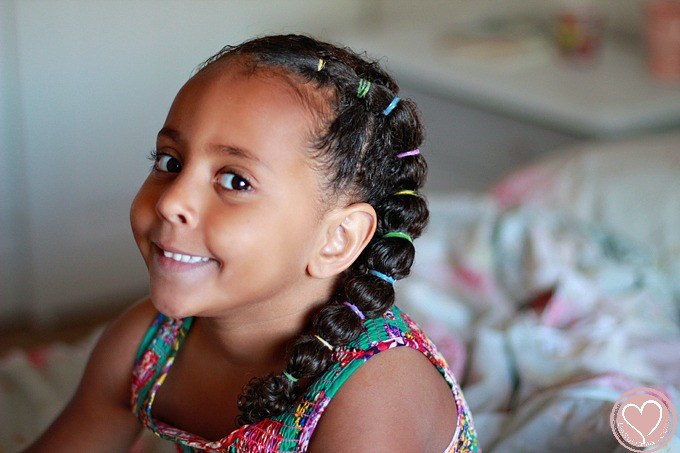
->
[282,371,298,383]
[357,79,372,98]
[383,231,413,244]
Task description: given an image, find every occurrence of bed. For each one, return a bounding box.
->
[2,132,679,452]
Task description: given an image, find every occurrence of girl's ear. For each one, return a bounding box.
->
[307,202,377,279]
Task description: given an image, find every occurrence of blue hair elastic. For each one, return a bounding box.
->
[382,96,400,115]
[368,269,396,285]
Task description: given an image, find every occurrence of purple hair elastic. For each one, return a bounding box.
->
[343,301,366,320]
[396,149,420,159]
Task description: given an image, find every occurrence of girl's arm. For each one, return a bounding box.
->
[25,298,157,452]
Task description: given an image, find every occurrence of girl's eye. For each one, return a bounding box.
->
[218,172,252,191]
[155,154,181,173]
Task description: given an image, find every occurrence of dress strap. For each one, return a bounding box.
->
[130,313,194,416]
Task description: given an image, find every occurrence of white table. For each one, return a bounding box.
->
[331,22,680,191]
[333,22,680,138]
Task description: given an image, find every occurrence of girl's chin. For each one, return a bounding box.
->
[150,294,198,319]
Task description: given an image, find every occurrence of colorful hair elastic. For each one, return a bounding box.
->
[314,334,334,351]
[317,59,325,71]
[343,301,366,320]
[357,79,372,98]
[396,149,420,158]
[282,370,299,383]
[383,231,413,244]
[382,96,400,115]
[368,269,396,285]
[394,189,418,197]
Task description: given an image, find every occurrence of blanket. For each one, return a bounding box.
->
[398,194,680,451]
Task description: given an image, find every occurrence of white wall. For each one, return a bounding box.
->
[0,0,648,325]
[1,0,363,325]
[370,0,647,35]
[0,0,32,323]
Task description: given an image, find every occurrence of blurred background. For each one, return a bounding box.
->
[1,0,679,334]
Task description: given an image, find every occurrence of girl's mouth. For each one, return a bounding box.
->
[162,249,211,264]
[152,243,217,272]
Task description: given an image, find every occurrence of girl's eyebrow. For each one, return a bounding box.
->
[157,127,270,171]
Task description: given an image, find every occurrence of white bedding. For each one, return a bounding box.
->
[397,132,680,451]
[398,194,680,451]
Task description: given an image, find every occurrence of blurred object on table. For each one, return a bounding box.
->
[555,3,605,65]
[438,15,551,69]
[645,0,680,82]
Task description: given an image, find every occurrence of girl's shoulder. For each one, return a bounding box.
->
[309,345,458,452]
[26,298,159,450]
[74,297,160,412]
[97,297,159,361]
[86,298,159,401]
[306,307,459,452]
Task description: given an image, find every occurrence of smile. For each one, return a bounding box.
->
[162,250,211,264]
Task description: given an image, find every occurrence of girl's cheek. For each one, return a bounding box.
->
[130,185,156,242]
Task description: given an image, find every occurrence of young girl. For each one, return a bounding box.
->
[28,34,478,452]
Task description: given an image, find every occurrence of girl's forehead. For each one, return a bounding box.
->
[188,60,332,129]
[166,66,317,147]
[162,62,334,202]
[171,63,327,136]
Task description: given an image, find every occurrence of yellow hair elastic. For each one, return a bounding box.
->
[314,334,334,351]
[394,190,418,197]
[317,59,325,71]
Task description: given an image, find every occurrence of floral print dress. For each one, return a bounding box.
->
[130,305,479,452]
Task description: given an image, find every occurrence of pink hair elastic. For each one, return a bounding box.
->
[343,301,366,320]
[396,149,420,158]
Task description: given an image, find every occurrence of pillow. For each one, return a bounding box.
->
[491,131,680,287]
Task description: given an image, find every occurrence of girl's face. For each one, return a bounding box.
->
[130,64,332,319]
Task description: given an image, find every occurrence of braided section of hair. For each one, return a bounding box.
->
[197,34,428,425]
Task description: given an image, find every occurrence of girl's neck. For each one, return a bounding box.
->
[192,285,331,371]
[194,309,307,369]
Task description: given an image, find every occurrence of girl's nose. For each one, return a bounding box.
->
[155,175,200,228]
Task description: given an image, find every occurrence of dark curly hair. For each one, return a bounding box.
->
[195,34,429,425]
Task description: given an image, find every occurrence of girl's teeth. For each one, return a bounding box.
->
[163,250,209,263]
